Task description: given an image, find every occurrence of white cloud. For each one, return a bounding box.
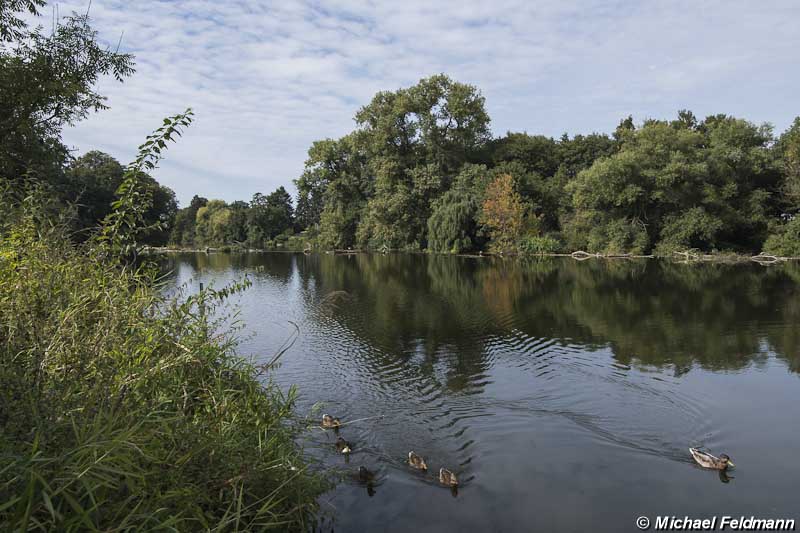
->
[42,0,800,205]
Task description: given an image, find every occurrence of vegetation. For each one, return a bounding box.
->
[289,82,800,256]
[5,2,797,257]
[1,4,324,530]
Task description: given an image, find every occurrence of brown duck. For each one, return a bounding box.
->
[408,451,428,471]
[689,448,734,470]
[322,414,341,428]
[439,467,458,487]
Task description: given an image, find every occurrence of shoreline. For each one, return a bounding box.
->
[140,246,800,264]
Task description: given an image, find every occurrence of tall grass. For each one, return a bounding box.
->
[0,116,327,531]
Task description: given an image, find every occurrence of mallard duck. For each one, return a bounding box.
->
[408,451,428,471]
[689,448,734,470]
[336,436,352,454]
[358,466,375,483]
[321,414,341,428]
[439,467,458,487]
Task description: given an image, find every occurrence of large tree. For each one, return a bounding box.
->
[563,114,779,254]
[0,2,134,183]
[64,151,176,244]
[354,74,491,249]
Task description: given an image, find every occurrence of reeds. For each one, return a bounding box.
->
[0,191,327,531]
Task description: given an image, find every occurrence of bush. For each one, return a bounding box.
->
[763,217,800,257]
[0,115,327,530]
[563,211,649,255]
[518,234,563,254]
[0,192,327,531]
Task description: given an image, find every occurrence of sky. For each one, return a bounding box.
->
[41,0,800,206]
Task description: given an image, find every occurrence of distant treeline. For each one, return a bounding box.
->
[167,75,800,256]
[291,75,800,256]
[12,49,798,255]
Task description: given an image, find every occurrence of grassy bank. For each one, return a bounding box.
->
[0,188,326,530]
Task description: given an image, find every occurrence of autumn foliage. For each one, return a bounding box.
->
[480,174,524,252]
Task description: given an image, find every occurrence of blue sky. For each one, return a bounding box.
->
[48,0,800,206]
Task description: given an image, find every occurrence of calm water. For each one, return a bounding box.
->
[162,253,800,532]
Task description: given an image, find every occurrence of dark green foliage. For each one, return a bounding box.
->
[171,195,208,246]
[246,187,294,248]
[335,75,491,249]
[427,165,488,253]
[764,217,800,257]
[0,5,133,184]
[0,110,326,529]
[775,117,800,213]
[518,235,563,254]
[63,150,178,244]
[0,192,326,531]
[564,115,780,254]
[63,151,125,235]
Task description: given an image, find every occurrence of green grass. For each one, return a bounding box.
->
[0,190,327,531]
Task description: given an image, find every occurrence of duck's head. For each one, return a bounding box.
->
[720,454,734,468]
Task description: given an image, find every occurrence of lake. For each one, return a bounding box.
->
[162,252,800,532]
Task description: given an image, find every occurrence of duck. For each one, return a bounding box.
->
[358,466,376,483]
[408,451,428,471]
[322,414,341,428]
[336,436,352,454]
[439,467,458,487]
[689,447,734,470]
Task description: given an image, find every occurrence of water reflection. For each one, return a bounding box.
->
[161,253,800,532]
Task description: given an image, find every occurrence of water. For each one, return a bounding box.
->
[161,253,800,532]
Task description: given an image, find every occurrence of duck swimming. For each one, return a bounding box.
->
[358,466,375,483]
[322,414,341,428]
[336,436,352,454]
[439,468,458,487]
[408,451,428,471]
[689,448,734,470]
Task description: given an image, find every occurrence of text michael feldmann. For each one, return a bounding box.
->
[655,516,796,531]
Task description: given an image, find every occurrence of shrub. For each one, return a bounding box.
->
[518,234,563,254]
[763,217,800,257]
[0,117,327,531]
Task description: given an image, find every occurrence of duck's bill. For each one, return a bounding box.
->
[727,461,735,468]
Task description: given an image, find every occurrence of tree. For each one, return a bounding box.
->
[313,135,369,249]
[294,139,350,230]
[777,117,800,212]
[63,151,175,244]
[138,177,177,246]
[225,200,249,244]
[563,113,778,254]
[480,174,524,252]
[352,75,491,249]
[0,3,134,184]
[246,187,294,247]
[170,195,207,246]
[64,151,125,236]
[427,165,487,253]
[195,200,231,246]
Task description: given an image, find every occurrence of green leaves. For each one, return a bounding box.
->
[98,109,193,258]
[564,115,780,254]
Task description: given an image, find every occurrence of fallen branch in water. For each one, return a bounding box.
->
[336,414,385,427]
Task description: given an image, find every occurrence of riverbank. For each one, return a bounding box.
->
[0,199,327,530]
[142,246,800,264]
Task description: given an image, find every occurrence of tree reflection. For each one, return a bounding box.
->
[294,254,800,379]
[165,252,800,385]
